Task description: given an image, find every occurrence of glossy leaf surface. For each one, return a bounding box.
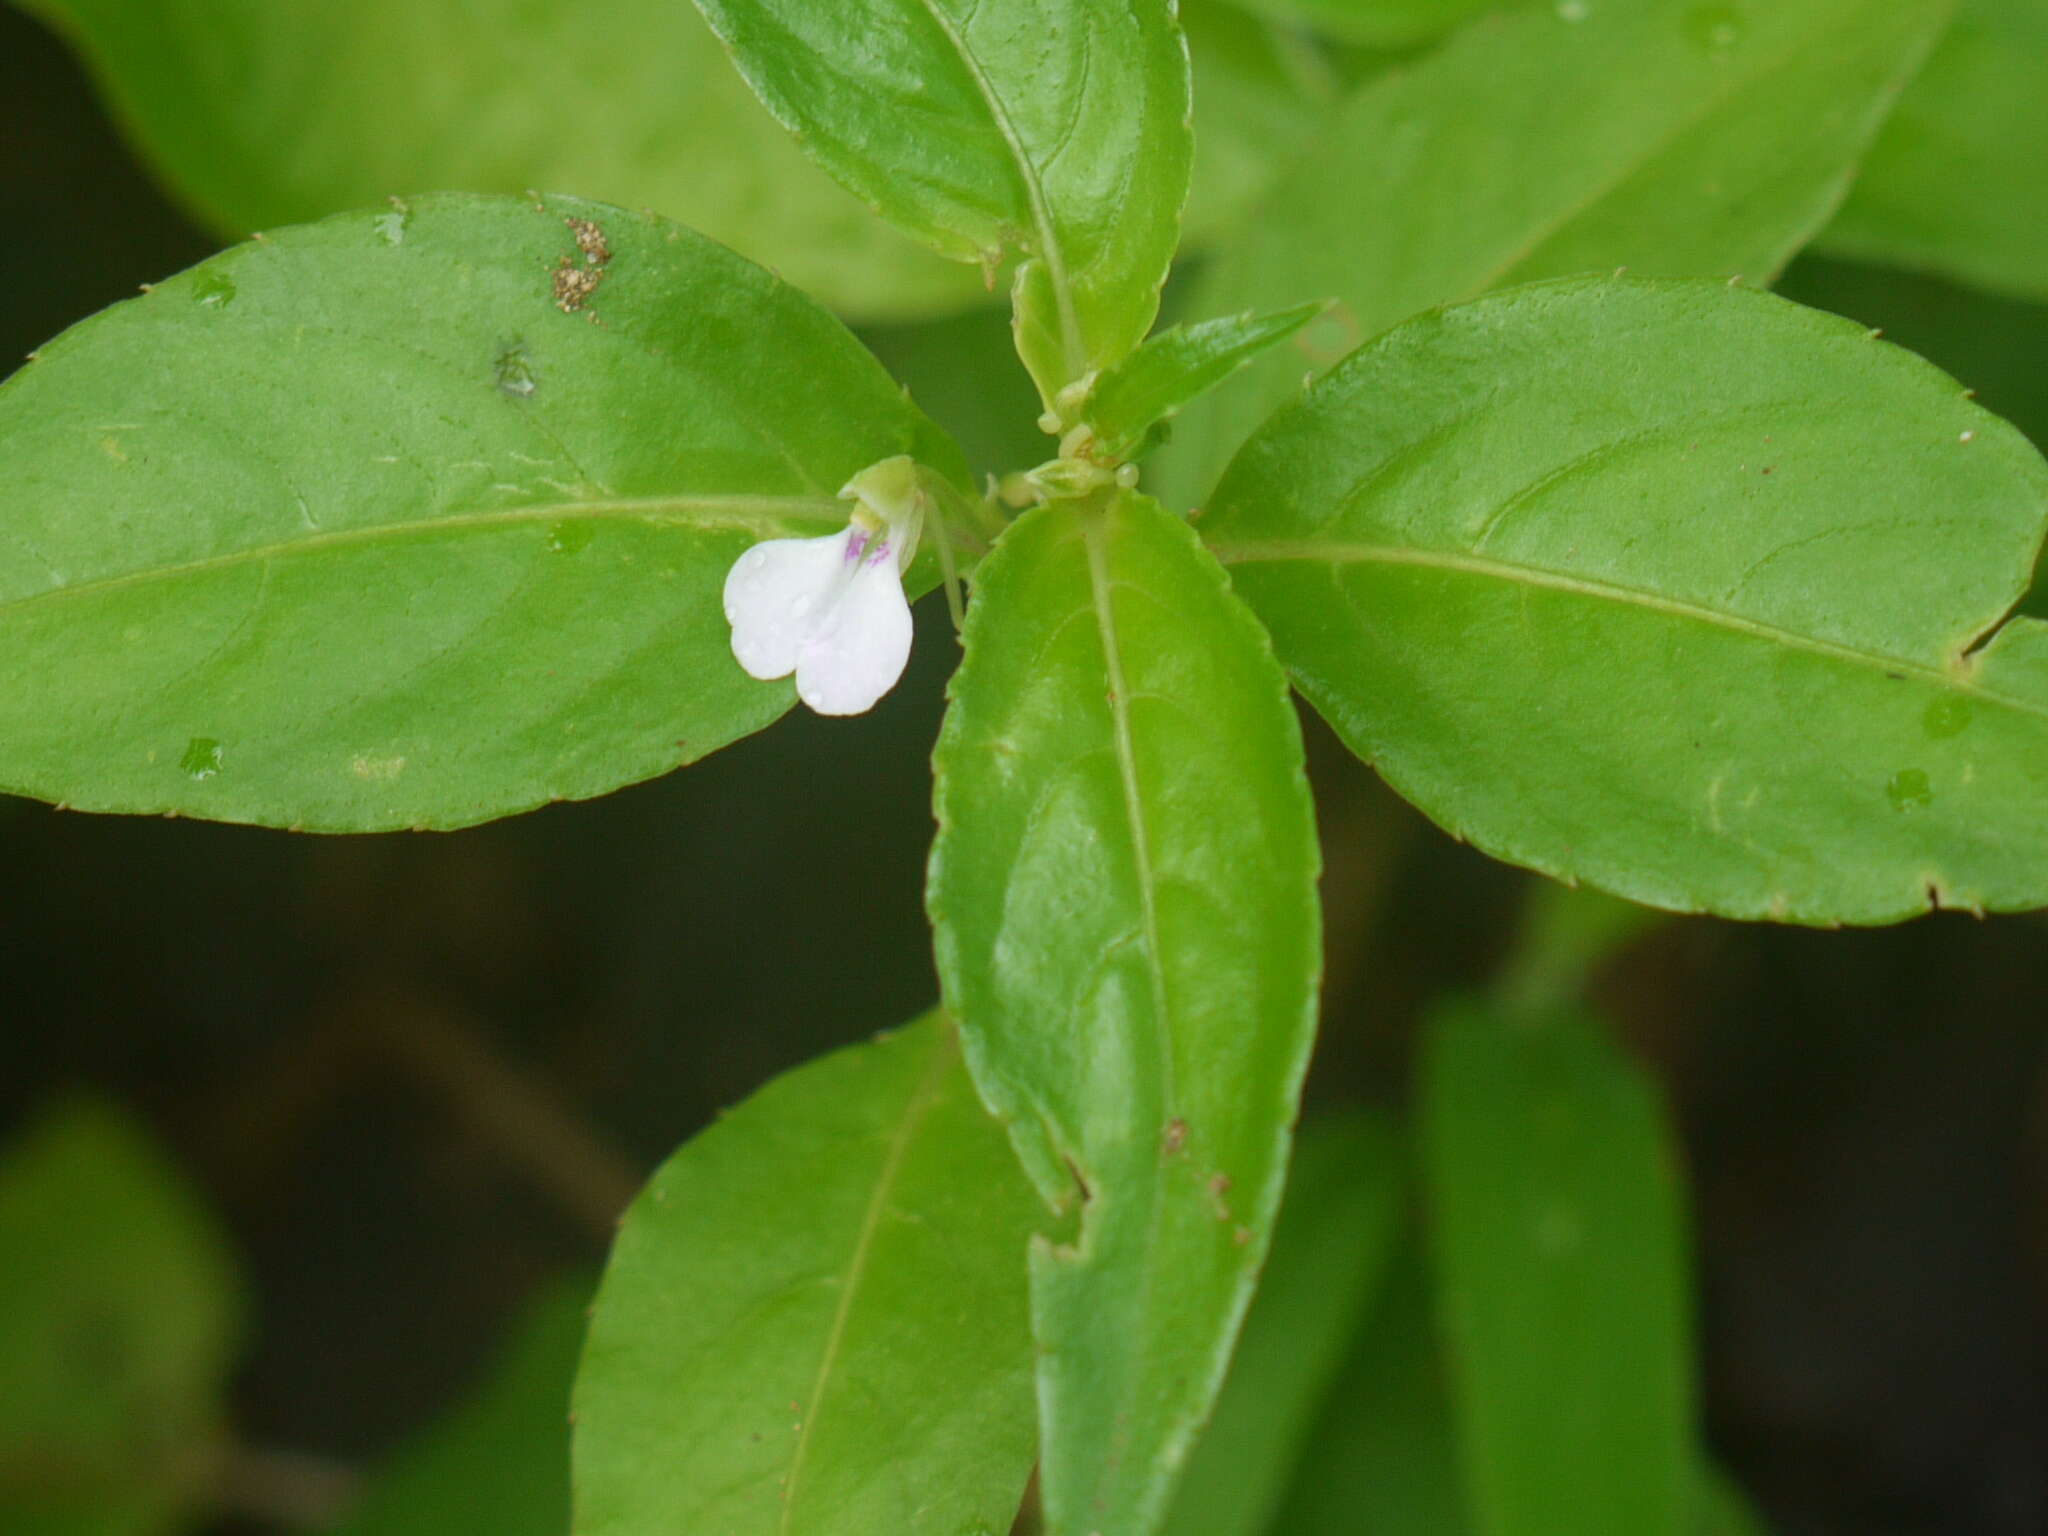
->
[15,0,980,320]
[0,194,964,832]
[693,0,1193,405]
[336,1281,589,1536]
[1421,998,1694,1536]
[1821,0,2048,303]
[1161,1115,1405,1536]
[1207,279,2048,924]
[930,489,1321,1535]
[1164,0,1955,504]
[1084,302,1325,463]
[0,1100,240,1536]
[573,1019,1040,1536]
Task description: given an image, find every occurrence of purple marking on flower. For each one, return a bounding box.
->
[844,529,870,564]
[865,539,894,568]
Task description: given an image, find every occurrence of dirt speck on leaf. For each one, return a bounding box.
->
[553,216,613,315]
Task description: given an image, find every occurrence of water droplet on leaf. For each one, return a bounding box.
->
[180,737,225,780]
[192,271,236,309]
[1886,768,1933,812]
[1683,3,1746,54]
[547,520,594,555]
[1923,696,1973,739]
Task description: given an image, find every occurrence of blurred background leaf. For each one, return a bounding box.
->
[1420,997,1695,1536]
[1818,0,2048,305]
[330,1280,588,1536]
[1159,0,1955,506]
[9,0,978,320]
[1160,1113,1406,1536]
[0,1098,242,1536]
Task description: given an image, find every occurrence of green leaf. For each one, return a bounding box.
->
[1161,0,1957,506]
[1419,998,1694,1536]
[14,0,980,321]
[691,0,1194,407]
[0,193,965,832]
[1494,882,1664,1013]
[0,1098,241,1536]
[1698,1466,1772,1536]
[1264,1225,1758,1535]
[1205,278,2048,924]
[1820,0,2048,304]
[929,489,1321,1535]
[1162,1114,1406,1536]
[1083,303,1326,463]
[572,1018,1041,1536]
[1220,0,1496,48]
[335,1280,589,1536]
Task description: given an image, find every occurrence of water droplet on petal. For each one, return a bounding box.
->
[180,737,225,780]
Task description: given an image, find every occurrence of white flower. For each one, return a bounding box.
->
[722,460,923,716]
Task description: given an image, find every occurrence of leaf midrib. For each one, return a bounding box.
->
[780,1025,957,1533]
[1065,499,1182,1528]
[1212,536,2048,725]
[0,493,845,618]
[909,0,1084,379]
[1082,505,1178,1106]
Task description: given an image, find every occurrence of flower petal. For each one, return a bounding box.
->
[795,551,913,715]
[722,530,854,682]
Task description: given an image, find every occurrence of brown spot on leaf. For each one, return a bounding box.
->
[553,216,614,315]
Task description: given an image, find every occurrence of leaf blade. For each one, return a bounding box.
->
[335,1281,590,1536]
[0,1100,241,1536]
[1820,0,2048,303]
[1161,1114,1406,1536]
[692,0,1194,403]
[1204,278,2048,923]
[0,193,965,831]
[572,1018,1040,1536]
[17,0,982,320]
[930,489,1321,1534]
[1085,302,1326,463]
[1419,998,1695,1536]
[1160,0,1957,506]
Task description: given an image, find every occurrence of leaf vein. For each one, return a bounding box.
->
[1213,537,2048,724]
